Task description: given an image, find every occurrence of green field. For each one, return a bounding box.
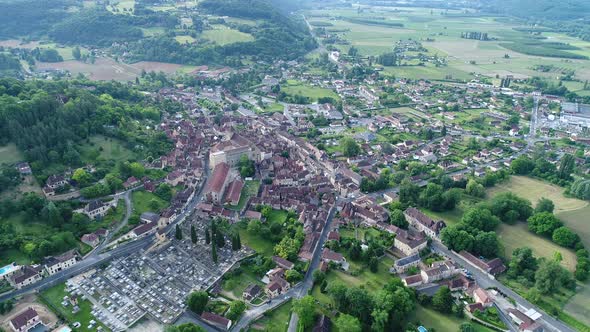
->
[262,102,284,113]
[488,176,588,213]
[497,222,577,271]
[79,135,135,164]
[249,300,292,332]
[267,209,288,224]
[202,26,254,45]
[175,35,196,44]
[131,190,168,215]
[0,143,24,165]
[40,283,109,332]
[410,305,495,332]
[281,80,340,102]
[238,228,275,257]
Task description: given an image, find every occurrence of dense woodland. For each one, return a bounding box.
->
[0,78,172,180]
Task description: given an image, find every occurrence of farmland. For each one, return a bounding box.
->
[305,7,590,81]
[35,57,193,81]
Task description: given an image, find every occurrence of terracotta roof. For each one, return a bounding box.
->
[206,162,230,194]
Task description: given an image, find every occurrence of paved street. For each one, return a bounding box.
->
[233,205,337,331]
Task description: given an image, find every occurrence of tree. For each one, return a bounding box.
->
[175,224,182,240]
[461,207,499,232]
[72,168,92,187]
[72,46,82,60]
[237,155,255,178]
[535,259,575,294]
[465,179,485,198]
[570,178,590,200]
[191,225,198,244]
[226,300,246,320]
[489,192,533,224]
[247,219,262,234]
[535,198,555,214]
[507,247,538,280]
[327,282,348,311]
[285,269,302,283]
[473,231,499,258]
[432,286,453,313]
[399,179,420,206]
[558,154,575,179]
[334,314,361,332]
[389,209,408,228]
[211,242,218,263]
[460,323,475,332]
[348,46,359,57]
[340,137,361,157]
[313,270,326,285]
[345,287,374,322]
[292,296,316,330]
[527,212,562,236]
[205,227,211,244]
[274,237,300,261]
[155,183,173,201]
[187,291,208,314]
[165,323,205,332]
[552,227,579,248]
[440,226,474,252]
[510,156,535,175]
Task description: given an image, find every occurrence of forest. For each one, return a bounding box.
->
[0,78,172,180]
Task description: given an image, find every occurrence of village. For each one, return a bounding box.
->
[2,34,590,332]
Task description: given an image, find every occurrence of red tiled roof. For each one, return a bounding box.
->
[206,162,229,194]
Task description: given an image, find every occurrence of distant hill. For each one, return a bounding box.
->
[481,0,590,21]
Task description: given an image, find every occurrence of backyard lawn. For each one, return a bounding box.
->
[249,300,292,332]
[238,227,275,257]
[222,268,265,300]
[131,190,169,215]
[226,180,260,211]
[267,209,288,224]
[409,304,495,332]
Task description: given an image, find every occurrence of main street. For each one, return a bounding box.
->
[232,204,338,331]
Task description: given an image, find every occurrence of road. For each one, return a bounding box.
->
[232,204,338,331]
[0,157,211,303]
[431,242,574,332]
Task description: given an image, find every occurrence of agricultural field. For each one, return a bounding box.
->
[35,57,192,81]
[201,26,254,46]
[305,6,590,81]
